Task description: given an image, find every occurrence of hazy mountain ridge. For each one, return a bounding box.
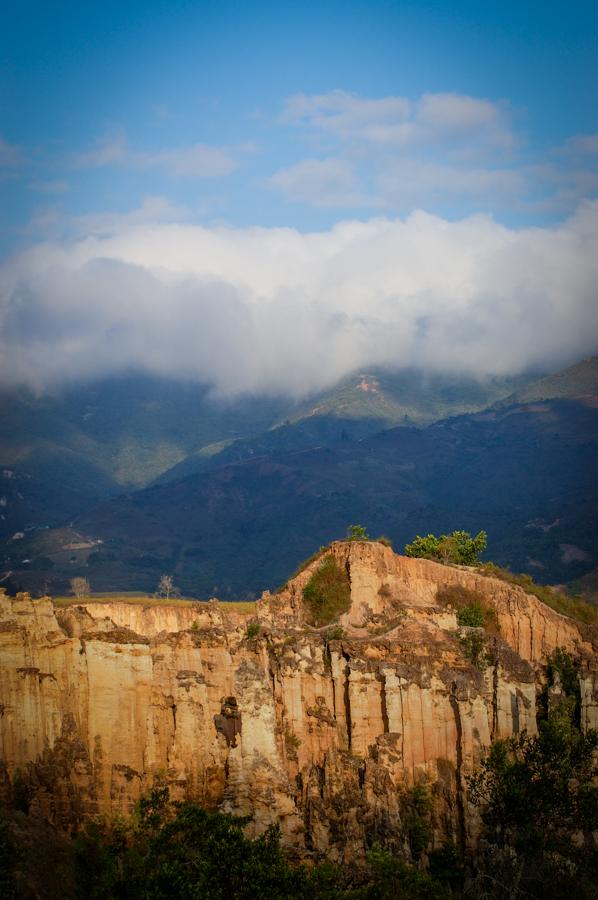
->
[0,366,534,506]
[5,396,596,599]
[2,357,596,598]
[497,355,598,405]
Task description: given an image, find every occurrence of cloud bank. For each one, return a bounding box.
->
[2,202,597,395]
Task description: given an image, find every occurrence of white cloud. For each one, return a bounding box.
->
[71,196,191,235]
[134,143,237,177]
[74,132,237,178]
[271,90,523,212]
[561,134,598,156]
[73,132,128,168]
[1,203,597,395]
[377,160,525,210]
[282,89,513,150]
[283,91,412,141]
[267,158,382,208]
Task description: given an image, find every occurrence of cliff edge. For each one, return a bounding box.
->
[1,541,596,862]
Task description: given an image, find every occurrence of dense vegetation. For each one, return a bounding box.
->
[3,693,596,898]
[467,658,598,898]
[405,530,487,565]
[0,790,453,899]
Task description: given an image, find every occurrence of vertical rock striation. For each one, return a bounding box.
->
[1,542,596,861]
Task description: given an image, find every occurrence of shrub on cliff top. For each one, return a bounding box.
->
[405,530,487,565]
[347,524,369,541]
[303,556,351,626]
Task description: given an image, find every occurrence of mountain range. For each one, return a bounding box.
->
[1,356,596,599]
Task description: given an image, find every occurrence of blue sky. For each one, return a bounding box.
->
[2,0,597,248]
[1,1,597,393]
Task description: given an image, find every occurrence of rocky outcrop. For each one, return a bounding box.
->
[1,542,596,862]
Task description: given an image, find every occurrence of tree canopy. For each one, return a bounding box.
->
[468,681,598,898]
[404,530,487,565]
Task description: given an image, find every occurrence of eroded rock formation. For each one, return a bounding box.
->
[1,542,596,862]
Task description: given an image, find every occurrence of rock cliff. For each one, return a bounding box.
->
[1,542,596,863]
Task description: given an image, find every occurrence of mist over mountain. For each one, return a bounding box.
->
[2,205,598,396]
[0,365,530,498]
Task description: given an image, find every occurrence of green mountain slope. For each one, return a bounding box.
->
[154,368,530,484]
[8,397,596,599]
[0,374,288,496]
[0,367,528,502]
[500,355,598,405]
[286,368,530,427]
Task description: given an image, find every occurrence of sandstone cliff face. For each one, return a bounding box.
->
[1,542,596,863]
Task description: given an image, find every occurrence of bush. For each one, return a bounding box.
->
[467,704,598,898]
[459,631,489,667]
[456,603,486,628]
[405,530,487,565]
[437,585,500,633]
[245,622,260,640]
[366,844,448,899]
[375,535,393,548]
[67,785,455,898]
[73,788,306,899]
[325,625,345,640]
[0,817,17,899]
[284,726,301,750]
[543,647,581,725]
[303,557,351,626]
[347,524,369,541]
[401,783,433,860]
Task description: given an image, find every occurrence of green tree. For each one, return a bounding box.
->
[467,703,598,898]
[74,787,307,899]
[347,524,369,541]
[363,845,449,899]
[404,530,486,565]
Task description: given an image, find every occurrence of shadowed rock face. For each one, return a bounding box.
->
[1,542,597,863]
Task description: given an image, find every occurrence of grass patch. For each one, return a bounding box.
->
[436,585,500,633]
[53,594,198,608]
[303,556,351,626]
[223,601,257,615]
[52,595,257,615]
[477,563,597,625]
